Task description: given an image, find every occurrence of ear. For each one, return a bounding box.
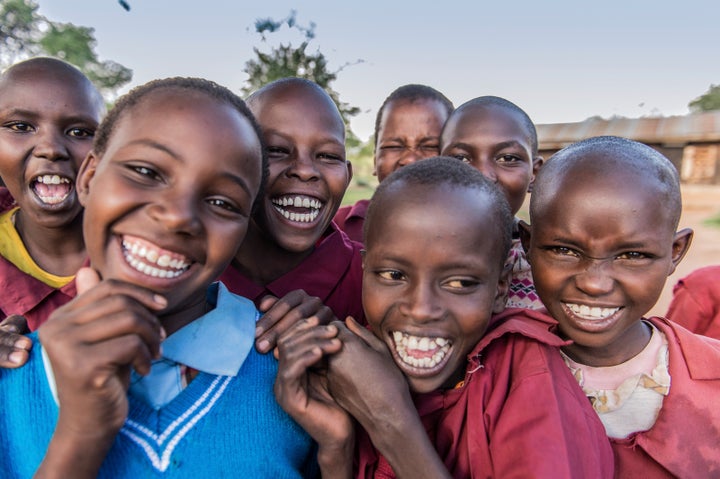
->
[346,160,354,185]
[360,248,366,269]
[527,156,544,193]
[76,151,100,207]
[668,228,693,275]
[371,154,378,177]
[492,261,512,314]
[518,220,532,260]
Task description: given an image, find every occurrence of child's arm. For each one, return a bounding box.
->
[327,318,452,479]
[34,268,166,479]
[274,316,353,479]
[0,314,32,367]
[255,290,336,353]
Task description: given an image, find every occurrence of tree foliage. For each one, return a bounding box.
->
[0,0,131,98]
[242,11,363,146]
[689,84,720,113]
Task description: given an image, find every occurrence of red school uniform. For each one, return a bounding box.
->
[666,266,720,340]
[0,187,78,330]
[219,222,364,324]
[356,308,614,479]
[333,199,369,244]
[610,316,720,478]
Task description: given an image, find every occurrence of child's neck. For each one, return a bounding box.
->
[160,294,211,337]
[14,210,86,276]
[232,222,315,285]
[561,320,652,368]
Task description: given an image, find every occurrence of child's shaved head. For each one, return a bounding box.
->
[531,136,682,231]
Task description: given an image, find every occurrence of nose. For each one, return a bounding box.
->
[33,128,70,161]
[286,150,319,181]
[473,158,498,182]
[399,281,443,323]
[148,192,202,236]
[574,259,615,297]
[397,148,424,166]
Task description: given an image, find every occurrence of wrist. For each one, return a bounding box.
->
[317,438,354,479]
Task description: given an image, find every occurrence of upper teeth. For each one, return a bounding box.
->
[122,239,190,279]
[565,303,620,320]
[273,196,322,209]
[272,195,323,223]
[392,331,451,369]
[36,175,69,185]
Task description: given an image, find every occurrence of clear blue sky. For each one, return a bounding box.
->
[37,0,720,140]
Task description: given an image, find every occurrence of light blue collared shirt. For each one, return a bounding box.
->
[43,282,259,409]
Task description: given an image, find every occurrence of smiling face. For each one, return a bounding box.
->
[249,81,351,253]
[362,182,507,393]
[0,59,103,229]
[78,87,262,319]
[373,98,449,182]
[525,159,691,365]
[441,103,538,215]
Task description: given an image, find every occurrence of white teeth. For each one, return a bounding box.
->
[271,195,324,223]
[36,174,70,185]
[565,303,620,320]
[391,331,452,370]
[121,238,190,279]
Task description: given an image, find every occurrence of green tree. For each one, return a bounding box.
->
[0,0,131,98]
[689,84,720,113]
[242,11,363,146]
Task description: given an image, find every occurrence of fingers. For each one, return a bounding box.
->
[75,266,102,295]
[255,290,336,354]
[344,316,388,354]
[0,315,32,368]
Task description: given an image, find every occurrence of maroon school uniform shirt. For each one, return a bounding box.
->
[0,187,77,331]
[333,199,369,244]
[219,222,364,324]
[356,308,614,479]
[666,265,720,340]
[610,316,720,478]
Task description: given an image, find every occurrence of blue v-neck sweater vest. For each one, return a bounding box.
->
[0,333,316,478]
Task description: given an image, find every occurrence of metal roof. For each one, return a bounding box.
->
[537,111,720,150]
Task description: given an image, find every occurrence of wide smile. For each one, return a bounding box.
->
[31,174,74,205]
[390,330,453,372]
[271,194,324,224]
[121,235,191,279]
[561,302,623,332]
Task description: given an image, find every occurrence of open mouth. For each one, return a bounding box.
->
[121,235,191,279]
[271,194,323,223]
[391,331,452,369]
[32,174,73,205]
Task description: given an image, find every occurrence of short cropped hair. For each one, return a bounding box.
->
[365,156,513,266]
[532,135,682,228]
[449,96,538,156]
[374,84,454,146]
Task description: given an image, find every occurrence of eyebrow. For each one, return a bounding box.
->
[0,108,98,125]
[124,138,255,197]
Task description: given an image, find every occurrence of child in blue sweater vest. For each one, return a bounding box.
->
[0,77,317,478]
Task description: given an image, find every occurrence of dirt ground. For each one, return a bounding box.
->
[649,184,720,317]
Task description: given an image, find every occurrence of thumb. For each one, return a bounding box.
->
[75,267,102,295]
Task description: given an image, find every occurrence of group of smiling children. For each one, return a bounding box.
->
[0,55,718,478]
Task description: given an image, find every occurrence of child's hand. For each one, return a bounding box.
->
[327,317,411,424]
[255,290,336,354]
[38,267,167,441]
[274,316,354,476]
[0,314,31,368]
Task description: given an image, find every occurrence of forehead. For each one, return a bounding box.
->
[368,183,502,255]
[0,65,100,114]
[381,98,449,125]
[252,84,344,138]
[111,89,262,166]
[535,164,675,235]
[444,104,531,144]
